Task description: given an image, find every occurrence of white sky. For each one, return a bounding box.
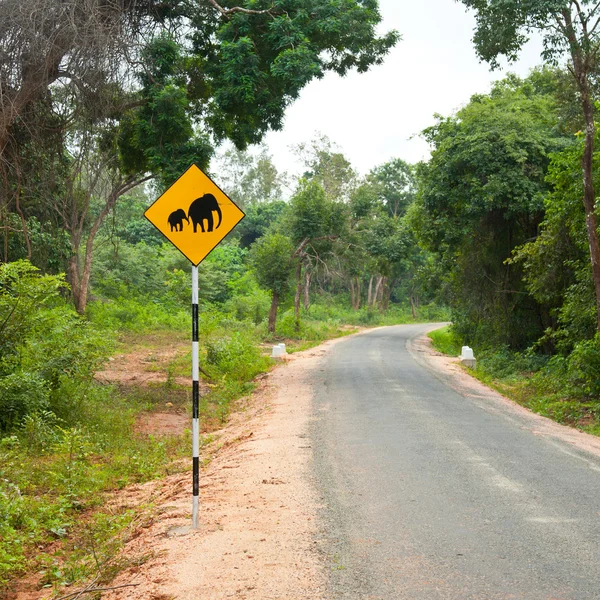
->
[258,0,545,179]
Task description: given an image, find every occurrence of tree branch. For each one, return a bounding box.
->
[205,0,281,18]
[55,583,139,600]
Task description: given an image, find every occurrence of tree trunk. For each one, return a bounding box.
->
[382,277,390,311]
[580,93,600,335]
[563,9,600,335]
[268,290,279,333]
[367,276,374,308]
[373,275,383,308]
[350,278,356,310]
[355,277,361,310]
[69,175,150,314]
[303,268,311,310]
[410,293,417,319]
[294,260,302,332]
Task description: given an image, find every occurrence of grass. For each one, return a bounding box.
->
[428,325,461,356]
[0,395,190,593]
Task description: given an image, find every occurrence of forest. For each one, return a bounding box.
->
[2,0,600,594]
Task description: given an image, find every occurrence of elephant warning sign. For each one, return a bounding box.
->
[144,165,245,265]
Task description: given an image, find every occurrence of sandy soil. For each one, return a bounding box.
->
[98,341,339,600]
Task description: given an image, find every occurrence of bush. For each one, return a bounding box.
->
[0,374,50,432]
[87,297,188,332]
[566,336,600,398]
[205,332,270,381]
[0,261,113,433]
[428,325,462,356]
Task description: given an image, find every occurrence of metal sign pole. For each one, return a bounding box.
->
[192,265,200,529]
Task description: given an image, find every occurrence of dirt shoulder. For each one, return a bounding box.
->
[99,340,340,600]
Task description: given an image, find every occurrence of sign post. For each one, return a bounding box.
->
[144,165,245,529]
[192,265,200,528]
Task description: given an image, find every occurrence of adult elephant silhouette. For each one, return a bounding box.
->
[188,193,222,233]
[168,209,189,232]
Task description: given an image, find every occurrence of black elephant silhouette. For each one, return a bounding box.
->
[188,193,222,233]
[168,209,189,232]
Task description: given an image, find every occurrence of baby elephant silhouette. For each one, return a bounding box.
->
[188,193,222,233]
[168,209,189,232]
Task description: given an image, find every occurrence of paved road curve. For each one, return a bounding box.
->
[310,324,600,599]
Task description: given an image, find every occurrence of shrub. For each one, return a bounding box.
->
[0,374,49,432]
[205,333,270,381]
[87,297,188,332]
[566,336,600,398]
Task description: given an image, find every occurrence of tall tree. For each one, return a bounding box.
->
[212,146,287,207]
[415,72,570,348]
[0,0,398,306]
[285,179,347,328]
[459,0,600,334]
[249,232,295,333]
[367,158,415,217]
[294,135,357,201]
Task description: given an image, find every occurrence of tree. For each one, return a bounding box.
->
[59,35,206,313]
[415,72,570,348]
[294,135,357,201]
[285,179,347,328]
[212,146,288,207]
[249,233,295,333]
[366,158,415,217]
[235,200,287,248]
[0,0,399,311]
[460,0,600,334]
[511,135,599,349]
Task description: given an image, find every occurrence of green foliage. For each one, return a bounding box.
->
[431,328,600,434]
[206,332,271,382]
[200,4,399,147]
[565,336,600,398]
[286,179,345,243]
[0,261,112,433]
[0,375,50,433]
[428,326,462,357]
[86,297,189,332]
[366,158,415,217]
[459,0,590,68]
[415,70,572,349]
[118,35,213,186]
[224,273,272,324]
[236,200,287,248]
[0,378,188,588]
[511,135,600,350]
[294,135,357,201]
[249,233,295,297]
[213,146,287,208]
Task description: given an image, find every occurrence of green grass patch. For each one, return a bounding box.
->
[428,325,461,356]
[0,386,190,591]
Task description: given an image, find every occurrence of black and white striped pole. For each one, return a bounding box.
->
[192,265,200,529]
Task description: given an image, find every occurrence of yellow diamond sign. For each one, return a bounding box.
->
[145,165,245,266]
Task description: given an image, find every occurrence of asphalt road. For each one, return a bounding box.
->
[310,324,600,600]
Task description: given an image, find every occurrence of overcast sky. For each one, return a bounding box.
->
[256,0,545,179]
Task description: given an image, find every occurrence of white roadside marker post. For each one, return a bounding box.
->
[192,266,200,529]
